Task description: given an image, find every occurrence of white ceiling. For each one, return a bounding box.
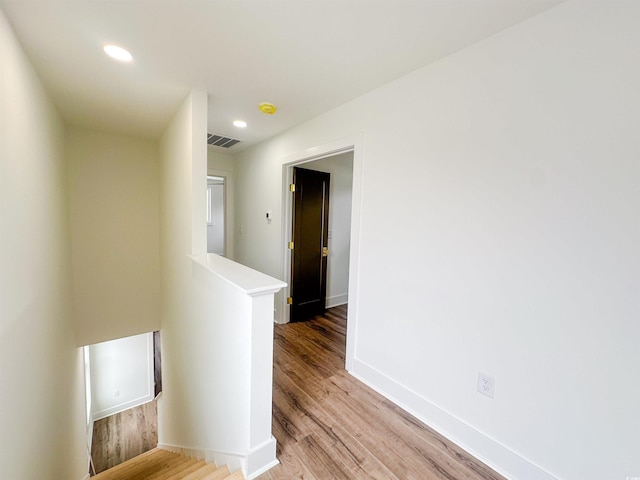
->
[0,0,562,152]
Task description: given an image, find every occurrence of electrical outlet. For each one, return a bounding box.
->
[477,372,495,398]
[114,389,120,398]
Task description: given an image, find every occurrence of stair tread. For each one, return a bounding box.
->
[92,449,175,479]
[180,462,223,480]
[202,465,231,480]
[90,447,244,480]
[146,456,204,480]
[222,471,245,480]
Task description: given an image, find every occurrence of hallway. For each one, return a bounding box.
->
[258,305,506,480]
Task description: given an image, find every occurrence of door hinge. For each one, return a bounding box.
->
[288,241,294,250]
[289,183,296,192]
[287,296,293,305]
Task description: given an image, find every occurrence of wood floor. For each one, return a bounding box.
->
[257,305,506,480]
[91,399,158,475]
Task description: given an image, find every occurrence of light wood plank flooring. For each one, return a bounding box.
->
[91,399,158,475]
[91,448,244,480]
[257,305,506,480]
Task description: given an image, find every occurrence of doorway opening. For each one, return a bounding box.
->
[207,175,226,256]
[84,332,160,476]
[282,148,356,365]
[289,166,332,322]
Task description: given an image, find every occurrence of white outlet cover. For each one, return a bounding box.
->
[477,372,495,398]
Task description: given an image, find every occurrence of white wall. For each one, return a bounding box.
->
[0,9,88,479]
[207,149,235,172]
[89,333,154,420]
[66,129,161,346]
[234,3,640,480]
[303,152,353,307]
[158,89,231,450]
[158,92,278,479]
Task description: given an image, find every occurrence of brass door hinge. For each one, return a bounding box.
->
[287,296,293,305]
[288,241,294,250]
[289,183,296,192]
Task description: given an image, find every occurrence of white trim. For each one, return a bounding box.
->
[207,168,235,260]
[278,133,364,373]
[349,358,560,480]
[249,459,279,480]
[246,437,279,479]
[206,185,214,226]
[326,293,348,308]
[92,393,156,421]
[189,253,286,297]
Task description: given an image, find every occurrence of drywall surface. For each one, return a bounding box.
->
[66,129,161,346]
[234,3,640,479]
[303,152,353,307]
[207,149,235,172]
[89,333,154,420]
[158,92,277,478]
[0,9,88,479]
[157,90,251,451]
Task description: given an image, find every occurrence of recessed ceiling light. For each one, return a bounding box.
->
[233,120,247,128]
[103,44,133,63]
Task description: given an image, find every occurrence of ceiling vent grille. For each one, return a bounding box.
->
[207,133,241,148]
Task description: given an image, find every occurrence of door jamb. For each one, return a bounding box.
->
[207,168,235,260]
[279,135,363,372]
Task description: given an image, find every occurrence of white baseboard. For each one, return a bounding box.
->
[349,358,559,480]
[92,393,155,421]
[326,293,348,308]
[158,438,278,480]
[247,437,279,479]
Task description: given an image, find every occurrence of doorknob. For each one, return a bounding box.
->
[322,247,329,257]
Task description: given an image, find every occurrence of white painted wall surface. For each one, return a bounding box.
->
[303,152,353,307]
[158,92,279,479]
[207,149,235,172]
[66,129,161,346]
[89,333,154,420]
[158,91,202,451]
[234,3,640,479]
[0,9,88,479]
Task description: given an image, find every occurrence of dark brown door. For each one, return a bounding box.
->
[290,167,330,322]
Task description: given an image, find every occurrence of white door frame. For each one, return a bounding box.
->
[207,169,235,260]
[279,134,363,372]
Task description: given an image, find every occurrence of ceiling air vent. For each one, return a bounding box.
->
[207,133,241,148]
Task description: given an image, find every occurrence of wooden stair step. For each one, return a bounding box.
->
[202,465,232,480]
[223,471,245,480]
[92,448,173,479]
[179,462,225,480]
[91,447,245,480]
[146,456,204,480]
[130,453,187,480]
